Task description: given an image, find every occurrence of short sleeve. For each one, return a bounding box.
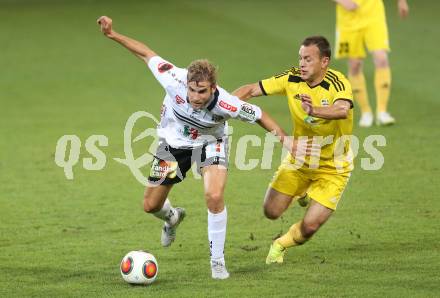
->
[147,56,187,89]
[331,76,354,108]
[217,94,262,124]
[259,73,289,96]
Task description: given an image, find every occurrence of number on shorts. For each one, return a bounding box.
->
[339,42,349,55]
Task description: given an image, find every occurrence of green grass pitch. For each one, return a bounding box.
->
[1,0,439,296]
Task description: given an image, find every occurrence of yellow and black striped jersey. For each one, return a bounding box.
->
[260,67,354,174]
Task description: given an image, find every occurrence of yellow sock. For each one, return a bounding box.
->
[276,221,308,248]
[349,73,371,114]
[375,67,391,113]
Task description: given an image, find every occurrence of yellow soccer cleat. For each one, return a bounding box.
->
[265,241,286,264]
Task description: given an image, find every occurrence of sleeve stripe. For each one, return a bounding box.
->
[274,66,297,78]
[326,73,343,91]
[325,75,342,92]
[327,70,345,91]
[259,81,267,96]
[334,98,354,109]
[329,70,345,90]
[274,72,288,78]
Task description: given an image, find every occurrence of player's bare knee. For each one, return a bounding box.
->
[143,197,160,213]
[301,221,321,237]
[143,200,153,213]
[205,191,223,203]
[205,191,224,212]
[375,59,389,68]
[373,51,389,68]
[263,209,280,220]
[263,205,281,220]
[348,59,363,76]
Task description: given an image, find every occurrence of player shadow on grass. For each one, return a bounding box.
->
[230,262,269,276]
[5,265,112,283]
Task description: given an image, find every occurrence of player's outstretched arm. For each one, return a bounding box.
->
[299,94,351,120]
[256,111,287,144]
[97,16,157,62]
[256,111,316,156]
[232,83,263,102]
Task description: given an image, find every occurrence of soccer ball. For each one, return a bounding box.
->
[120,251,158,285]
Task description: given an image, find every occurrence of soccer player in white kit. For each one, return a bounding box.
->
[97,16,290,279]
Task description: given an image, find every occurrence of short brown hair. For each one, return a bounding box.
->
[302,36,331,59]
[187,59,217,86]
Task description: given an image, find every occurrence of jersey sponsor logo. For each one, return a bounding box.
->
[321,98,329,106]
[175,95,185,104]
[219,100,237,112]
[150,158,178,179]
[239,103,257,121]
[158,62,174,73]
[183,125,200,140]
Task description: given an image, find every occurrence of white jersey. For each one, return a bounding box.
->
[147,56,262,148]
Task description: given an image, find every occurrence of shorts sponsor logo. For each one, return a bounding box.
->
[239,103,257,121]
[150,158,178,179]
[219,100,237,112]
[158,62,173,73]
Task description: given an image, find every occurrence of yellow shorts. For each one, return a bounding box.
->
[335,20,389,59]
[269,156,351,210]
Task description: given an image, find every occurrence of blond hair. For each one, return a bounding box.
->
[187,59,217,86]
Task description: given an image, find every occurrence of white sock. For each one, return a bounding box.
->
[153,199,178,226]
[208,207,227,260]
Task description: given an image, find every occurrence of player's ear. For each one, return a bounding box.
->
[211,84,217,93]
[322,56,330,68]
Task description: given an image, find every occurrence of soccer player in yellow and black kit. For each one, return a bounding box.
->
[334,0,409,127]
[233,36,354,264]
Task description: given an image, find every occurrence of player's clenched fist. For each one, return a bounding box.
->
[298,94,313,115]
[97,16,114,37]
